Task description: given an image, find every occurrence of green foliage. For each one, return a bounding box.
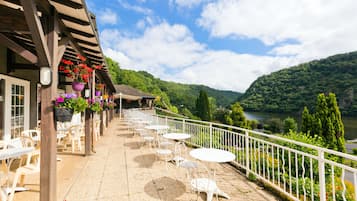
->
[239,51,357,116]
[264,118,282,133]
[225,102,248,128]
[195,90,211,121]
[247,172,257,182]
[105,57,241,115]
[106,57,120,84]
[283,117,297,133]
[353,148,357,155]
[90,102,102,112]
[301,93,346,152]
[72,97,88,113]
[213,107,230,123]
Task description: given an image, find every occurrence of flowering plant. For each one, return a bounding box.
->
[88,99,103,112]
[55,93,88,113]
[59,55,102,83]
[95,83,105,90]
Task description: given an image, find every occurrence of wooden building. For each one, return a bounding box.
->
[0,0,115,200]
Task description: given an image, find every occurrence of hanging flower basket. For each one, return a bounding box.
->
[95,91,101,96]
[55,107,73,122]
[72,81,85,91]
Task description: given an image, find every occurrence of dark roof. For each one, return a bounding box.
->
[0,0,115,92]
[114,85,155,99]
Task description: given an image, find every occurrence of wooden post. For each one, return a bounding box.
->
[20,0,58,199]
[100,110,104,136]
[85,109,91,156]
[106,110,109,128]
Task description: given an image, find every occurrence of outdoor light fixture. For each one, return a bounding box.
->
[85,89,90,98]
[40,67,52,85]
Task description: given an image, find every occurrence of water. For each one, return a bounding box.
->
[244,111,357,140]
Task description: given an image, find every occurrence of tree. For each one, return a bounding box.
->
[283,117,298,133]
[195,90,211,121]
[301,93,345,152]
[264,118,283,133]
[105,57,120,84]
[225,102,247,128]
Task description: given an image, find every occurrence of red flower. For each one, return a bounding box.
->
[77,54,86,62]
[78,63,87,68]
[59,66,65,71]
[66,74,73,78]
[95,65,102,69]
[73,68,80,73]
[61,59,73,65]
[63,69,71,74]
[86,67,93,73]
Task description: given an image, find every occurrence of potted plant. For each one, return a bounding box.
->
[89,100,103,113]
[54,93,88,122]
[59,55,103,91]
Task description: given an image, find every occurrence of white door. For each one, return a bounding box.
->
[0,74,30,140]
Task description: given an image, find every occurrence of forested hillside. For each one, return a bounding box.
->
[239,51,357,116]
[107,57,241,114]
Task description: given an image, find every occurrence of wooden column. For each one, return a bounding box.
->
[21,1,58,200]
[100,111,104,136]
[84,110,91,156]
[106,110,109,128]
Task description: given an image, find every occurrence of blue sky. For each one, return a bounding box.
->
[87,0,357,92]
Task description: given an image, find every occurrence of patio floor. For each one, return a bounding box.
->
[13,118,279,201]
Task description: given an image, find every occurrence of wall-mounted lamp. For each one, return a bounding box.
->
[40,67,52,85]
[84,89,90,98]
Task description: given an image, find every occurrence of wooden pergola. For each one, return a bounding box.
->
[0,0,115,200]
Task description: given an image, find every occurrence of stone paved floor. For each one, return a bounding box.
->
[13,118,280,201]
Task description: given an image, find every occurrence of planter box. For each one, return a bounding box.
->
[55,108,73,122]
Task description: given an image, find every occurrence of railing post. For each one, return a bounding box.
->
[183,119,185,133]
[209,123,213,148]
[245,130,250,177]
[165,116,168,125]
[318,150,326,201]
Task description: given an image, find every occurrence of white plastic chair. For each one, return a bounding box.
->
[68,125,83,152]
[190,162,220,201]
[155,136,173,169]
[21,130,40,145]
[7,148,40,201]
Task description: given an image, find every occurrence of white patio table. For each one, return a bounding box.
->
[144,125,169,132]
[0,147,34,200]
[189,148,235,201]
[163,133,191,166]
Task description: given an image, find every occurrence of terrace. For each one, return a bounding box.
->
[12,113,278,201]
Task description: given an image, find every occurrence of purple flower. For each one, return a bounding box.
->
[64,93,77,99]
[56,97,64,103]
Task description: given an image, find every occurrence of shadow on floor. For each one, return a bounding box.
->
[144,176,186,201]
[133,153,156,168]
[123,141,141,150]
[116,133,134,138]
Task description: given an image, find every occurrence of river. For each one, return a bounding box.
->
[244,111,357,140]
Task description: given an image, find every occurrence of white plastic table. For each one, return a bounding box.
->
[144,125,170,131]
[189,148,235,201]
[163,133,191,165]
[0,147,34,200]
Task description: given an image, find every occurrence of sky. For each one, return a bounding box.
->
[86,0,357,93]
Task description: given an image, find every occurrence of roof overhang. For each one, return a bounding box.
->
[0,0,115,92]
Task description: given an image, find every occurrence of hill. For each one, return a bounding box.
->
[239,51,357,116]
[106,57,241,114]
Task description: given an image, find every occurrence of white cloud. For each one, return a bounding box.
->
[198,0,357,61]
[97,8,118,25]
[100,23,299,92]
[118,0,153,15]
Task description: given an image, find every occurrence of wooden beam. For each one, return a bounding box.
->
[0,5,29,32]
[55,37,70,67]
[75,38,98,47]
[58,13,90,26]
[20,0,51,66]
[40,6,58,201]
[12,63,38,69]
[51,0,83,9]
[80,46,101,54]
[67,28,95,38]
[0,34,38,64]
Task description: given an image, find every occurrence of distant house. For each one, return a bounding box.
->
[113,84,155,109]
